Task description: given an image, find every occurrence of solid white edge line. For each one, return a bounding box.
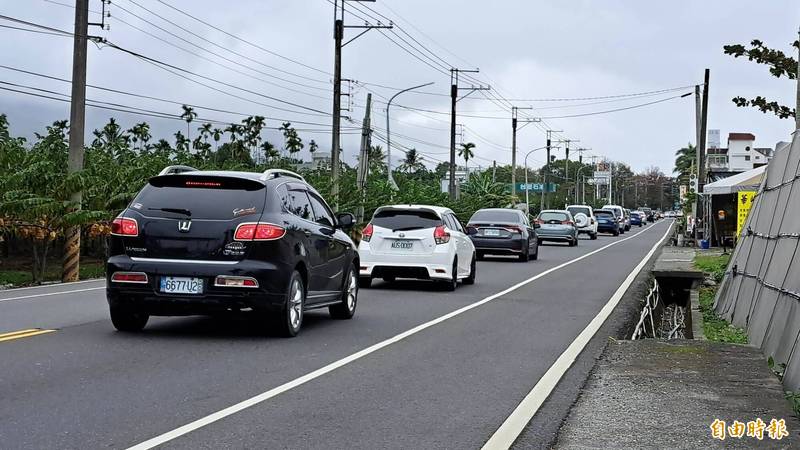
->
[0,278,104,293]
[0,287,106,303]
[482,222,674,450]
[127,223,666,450]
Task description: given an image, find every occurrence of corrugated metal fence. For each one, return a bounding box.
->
[714,132,800,389]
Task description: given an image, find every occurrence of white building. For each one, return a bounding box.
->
[706,133,773,181]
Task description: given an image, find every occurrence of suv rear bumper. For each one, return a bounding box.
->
[106,255,290,315]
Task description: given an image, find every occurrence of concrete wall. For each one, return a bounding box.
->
[714,131,800,389]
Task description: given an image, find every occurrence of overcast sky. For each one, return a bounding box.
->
[2,0,798,174]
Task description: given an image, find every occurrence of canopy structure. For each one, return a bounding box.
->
[703,165,766,195]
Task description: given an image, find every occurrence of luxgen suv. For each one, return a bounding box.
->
[358,205,476,291]
[106,167,359,337]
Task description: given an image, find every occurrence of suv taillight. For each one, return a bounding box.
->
[111,217,138,236]
[434,225,450,244]
[361,223,374,242]
[234,223,285,241]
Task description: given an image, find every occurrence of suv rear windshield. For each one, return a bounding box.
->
[567,207,590,217]
[132,175,266,220]
[539,212,569,222]
[469,210,520,223]
[372,209,443,231]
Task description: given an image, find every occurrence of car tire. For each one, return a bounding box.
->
[463,254,476,285]
[442,259,458,291]
[330,265,358,320]
[275,271,304,337]
[518,245,529,262]
[531,242,539,260]
[573,237,579,246]
[639,224,642,227]
[110,306,149,332]
[358,277,372,289]
[590,232,598,240]
[613,230,620,236]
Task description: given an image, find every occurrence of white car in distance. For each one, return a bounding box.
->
[566,204,598,240]
[358,205,476,291]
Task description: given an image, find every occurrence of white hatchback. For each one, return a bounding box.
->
[358,205,476,291]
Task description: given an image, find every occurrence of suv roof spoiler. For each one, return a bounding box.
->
[260,169,306,182]
[158,165,198,176]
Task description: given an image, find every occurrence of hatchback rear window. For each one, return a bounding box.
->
[132,175,266,220]
[469,210,521,223]
[539,212,569,222]
[567,207,590,217]
[372,209,443,231]
[595,210,614,218]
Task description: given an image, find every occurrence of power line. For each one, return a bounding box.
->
[537,93,691,119]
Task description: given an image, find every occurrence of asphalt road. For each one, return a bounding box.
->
[0,220,671,449]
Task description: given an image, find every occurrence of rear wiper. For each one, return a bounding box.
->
[392,226,424,232]
[148,207,192,216]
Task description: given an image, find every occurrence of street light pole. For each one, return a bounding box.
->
[524,146,555,215]
[386,81,434,189]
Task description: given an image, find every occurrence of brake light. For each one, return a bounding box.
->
[434,225,450,244]
[361,223,374,242]
[111,217,138,236]
[111,272,148,283]
[214,276,258,288]
[234,223,285,241]
[562,220,575,225]
[505,225,523,234]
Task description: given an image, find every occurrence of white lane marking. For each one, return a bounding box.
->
[127,222,668,450]
[482,222,673,449]
[0,278,104,293]
[0,287,105,303]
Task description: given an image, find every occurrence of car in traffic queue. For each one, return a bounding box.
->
[358,205,476,291]
[106,167,360,337]
[641,207,654,222]
[465,208,539,262]
[602,204,626,234]
[566,204,598,240]
[630,210,643,227]
[594,209,620,236]
[622,208,632,231]
[535,209,579,246]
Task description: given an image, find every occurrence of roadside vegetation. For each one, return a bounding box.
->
[694,253,748,344]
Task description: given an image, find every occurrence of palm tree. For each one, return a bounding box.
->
[367,145,386,173]
[400,148,425,173]
[673,143,696,185]
[458,142,476,175]
[261,141,278,161]
[309,139,318,154]
[279,122,304,157]
[128,122,151,151]
[180,105,198,141]
[211,128,223,150]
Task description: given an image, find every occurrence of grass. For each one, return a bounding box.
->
[0,260,105,288]
[694,253,748,344]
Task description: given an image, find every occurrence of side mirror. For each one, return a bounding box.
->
[466,226,478,236]
[336,213,355,230]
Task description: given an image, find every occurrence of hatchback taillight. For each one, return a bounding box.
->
[234,223,285,241]
[361,223,374,242]
[111,217,138,236]
[111,272,148,283]
[562,220,575,226]
[434,225,450,244]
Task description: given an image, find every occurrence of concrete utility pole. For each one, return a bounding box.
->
[449,68,489,200]
[510,106,538,199]
[356,93,372,223]
[385,81,433,190]
[541,129,562,210]
[330,0,391,210]
[698,69,710,236]
[796,26,800,131]
[63,0,90,283]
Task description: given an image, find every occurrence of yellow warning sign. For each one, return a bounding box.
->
[737,191,756,237]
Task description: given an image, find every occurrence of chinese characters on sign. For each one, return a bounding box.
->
[710,418,789,441]
[736,191,756,237]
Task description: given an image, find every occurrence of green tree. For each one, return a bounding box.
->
[279,122,304,156]
[458,142,476,175]
[180,105,198,140]
[723,39,798,119]
[399,148,425,173]
[128,122,151,151]
[673,143,696,185]
[309,139,318,154]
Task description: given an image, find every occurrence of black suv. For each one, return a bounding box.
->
[106,167,359,337]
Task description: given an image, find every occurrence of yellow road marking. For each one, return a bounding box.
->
[0,328,56,342]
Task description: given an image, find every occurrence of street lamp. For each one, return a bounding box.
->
[523,146,556,214]
[385,81,434,190]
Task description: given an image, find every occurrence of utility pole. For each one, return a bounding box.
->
[63,0,90,283]
[330,0,392,210]
[698,69,710,237]
[796,26,800,131]
[449,68,489,200]
[356,93,372,223]
[541,129,562,210]
[510,107,539,199]
[492,160,497,182]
